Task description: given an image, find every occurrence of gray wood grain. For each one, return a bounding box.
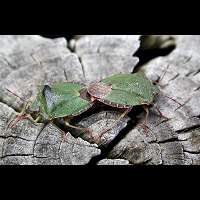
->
[107,35,200,165]
[0,35,140,165]
[1,35,199,165]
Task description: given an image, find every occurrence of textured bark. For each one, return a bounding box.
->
[0,35,199,165]
[0,35,140,165]
[107,35,200,165]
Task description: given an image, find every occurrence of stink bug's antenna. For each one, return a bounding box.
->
[5,88,33,130]
[156,64,170,84]
[64,69,68,81]
[6,88,26,102]
[153,64,183,108]
[154,65,183,107]
[161,94,182,106]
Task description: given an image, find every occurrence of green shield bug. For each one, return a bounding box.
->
[88,72,160,108]
[7,81,94,133]
[87,72,165,138]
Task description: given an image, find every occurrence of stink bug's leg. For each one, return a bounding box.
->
[25,115,42,129]
[65,121,91,132]
[154,105,169,120]
[160,94,183,107]
[33,115,41,123]
[6,114,28,130]
[6,99,32,130]
[144,106,149,124]
[94,108,132,143]
[61,132,69,143]
[19,100,31,115]
[7,114,41,130]
[140,105,150,135]
[27,114,42,124]
[6,98,40,130]
[154,106,174,126]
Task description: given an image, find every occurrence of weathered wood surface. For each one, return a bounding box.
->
[0,35,139,165]
[107,35,200,165]
[0,35,199,165]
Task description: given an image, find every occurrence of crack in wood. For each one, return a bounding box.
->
[2,35,200,165]
[87,119,137,165]
[32,122,49,155]
[0,135,34,142]
[193,68,200,76]
[194,86,200,92]
[1,154,34,159]
[176,124,200,134]
[183,150,200,155]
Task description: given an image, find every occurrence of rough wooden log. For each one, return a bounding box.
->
[107,35,200,165]
[0,35,140,165]
[0,102,100,165]
[1,35,199,165]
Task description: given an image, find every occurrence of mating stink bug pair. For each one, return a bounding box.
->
[7,72,172,143]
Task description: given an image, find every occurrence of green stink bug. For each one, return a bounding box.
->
[7,81,94,133]
[87,72,163,138]
[88,73,159,108]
